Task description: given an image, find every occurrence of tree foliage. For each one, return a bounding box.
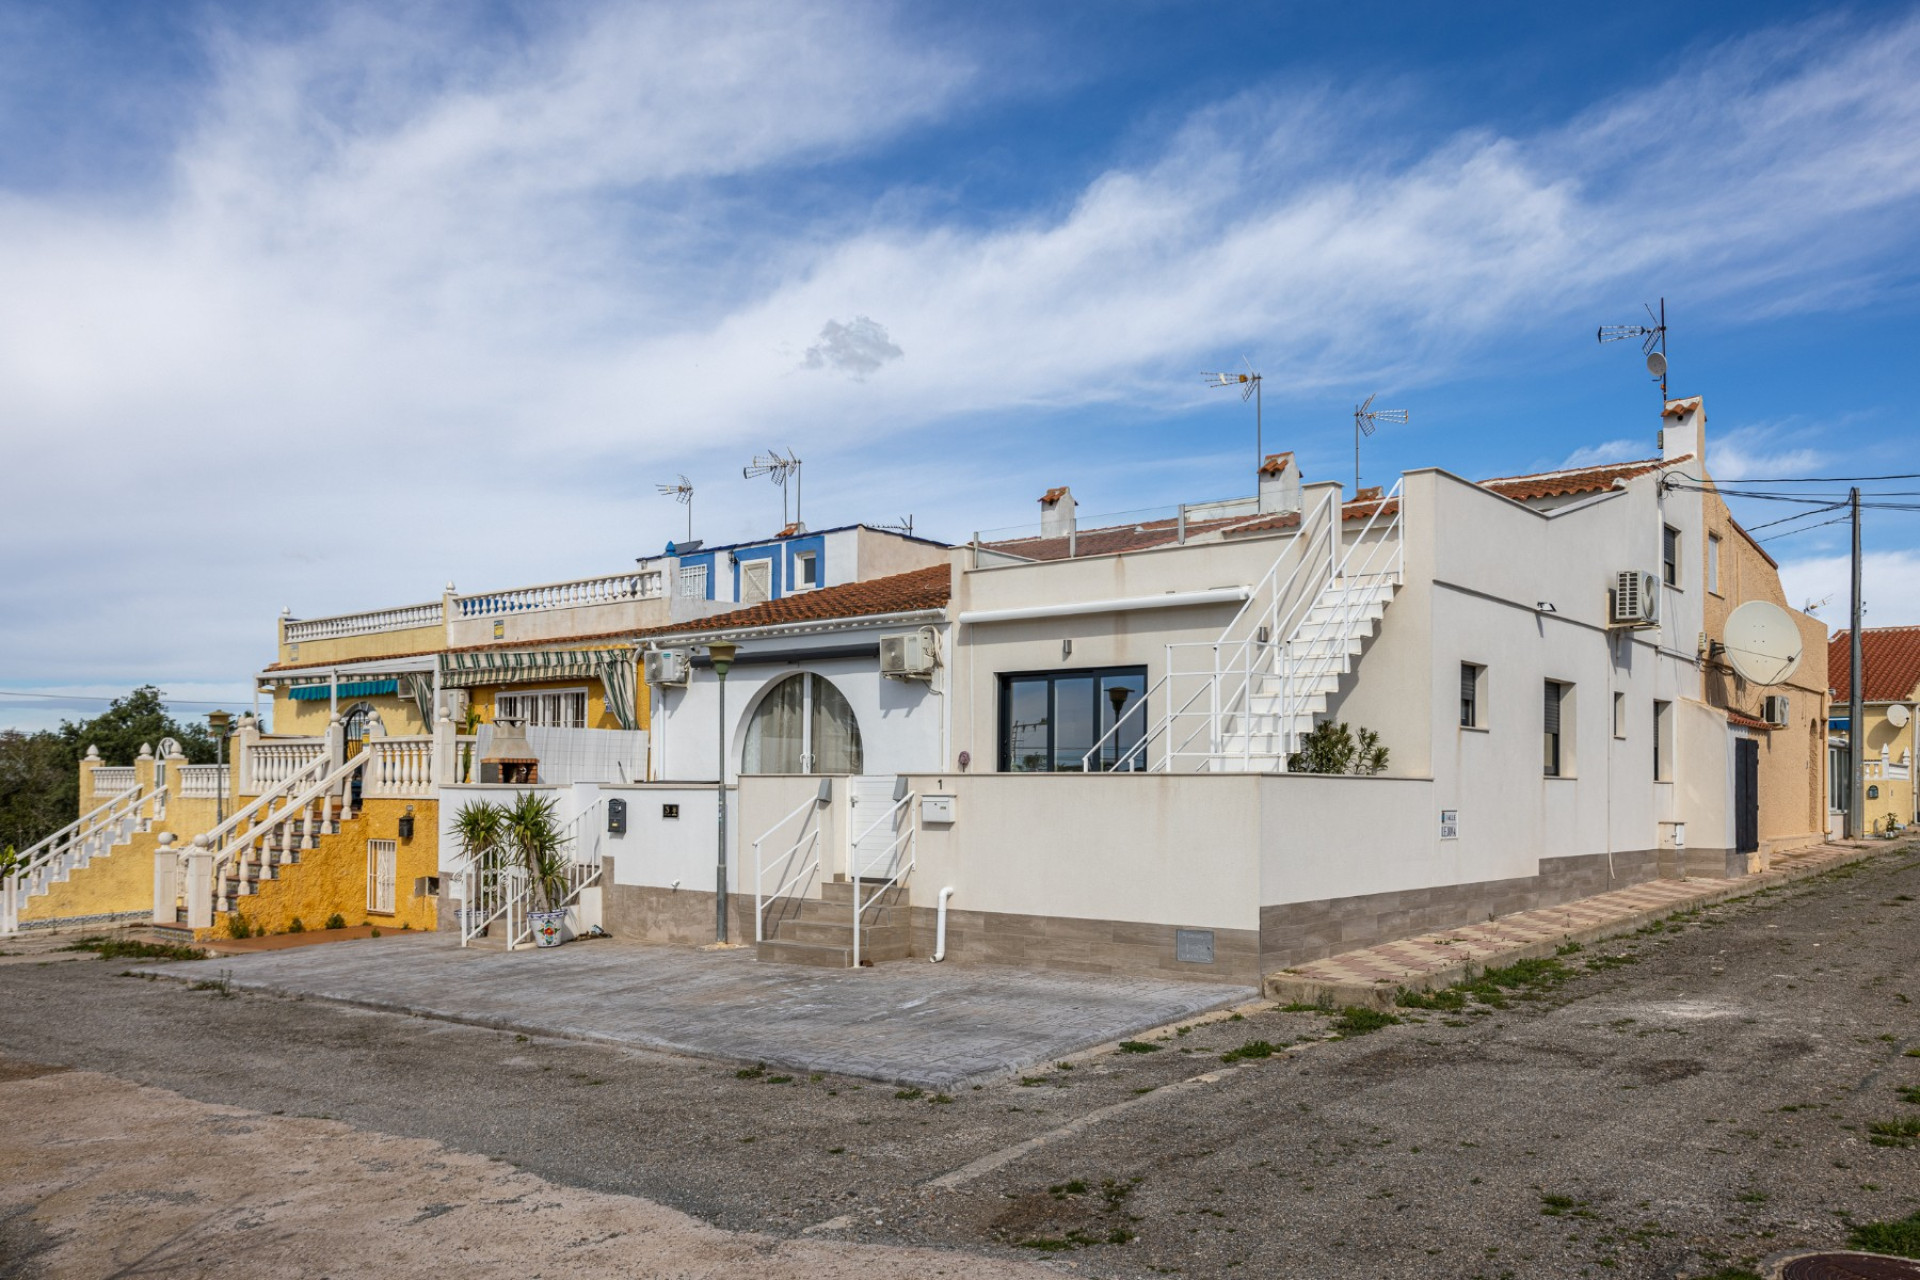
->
[0,687,223,853]
[1286,720,1390,776]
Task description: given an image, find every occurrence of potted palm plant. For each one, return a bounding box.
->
[503,791,572,948]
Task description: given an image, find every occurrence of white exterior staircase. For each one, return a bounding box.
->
[1087,480,1405,773]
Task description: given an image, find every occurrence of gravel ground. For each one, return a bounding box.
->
[3,845,1919,1279]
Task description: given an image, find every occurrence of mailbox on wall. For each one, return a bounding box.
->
[607,798,627,835]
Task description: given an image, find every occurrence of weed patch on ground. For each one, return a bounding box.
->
[1396,987,1467,1011]
[1332,1007,1401,1037]
[1116,1040,1162,1053]
[1849,1210,1920,1257]
[1221,1039,1282,1063]
[1867,1117,1920,1147]
[61,937,205,962]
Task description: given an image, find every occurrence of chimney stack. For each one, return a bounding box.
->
[1040,486,1076,538]
[1661,396,1704,463]
[1258,453,1301,514]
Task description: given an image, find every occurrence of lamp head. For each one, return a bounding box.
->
[207,709,233,736]
[708,640,738,677]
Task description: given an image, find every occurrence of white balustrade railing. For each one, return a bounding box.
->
[454,571,663,619]
[91,767,136,795]
[3,783,162,933]
[366,736,435,797]
[284,601,444,645]
[206,751,364,916]
[244,739,327,794]
[178,764,230,799]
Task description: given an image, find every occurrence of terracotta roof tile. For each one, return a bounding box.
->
[264,646,445,674]
[1479,455,1690,503]
[1041,487,1071,505]
[1259,452,1294,477]
[1663,397,1703,419]
[1725,708,1774,731]
[643,564,952,638]
[1828,626,1920,703]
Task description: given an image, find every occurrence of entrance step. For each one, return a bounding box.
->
[755,930,913,968]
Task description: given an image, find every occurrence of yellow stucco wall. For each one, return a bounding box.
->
[272,691,430,738]
[277,623,446,669]
[1701,493,1831,853]
[1859,702,1920,831]
[205,798,440,937]
[20,830,159,922]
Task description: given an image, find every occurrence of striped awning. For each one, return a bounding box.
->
[439,647,629,689]
[289,679,397,701]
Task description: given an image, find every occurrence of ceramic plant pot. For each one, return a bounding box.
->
[528,908,566,948]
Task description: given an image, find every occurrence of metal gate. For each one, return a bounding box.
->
[1734,738,1760,855]
[847,775,903,880]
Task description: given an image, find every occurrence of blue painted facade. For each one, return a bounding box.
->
[661,532,830,603]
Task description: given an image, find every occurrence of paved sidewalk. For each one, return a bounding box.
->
[151,937,1251,1089]
[1267,840,1902,1007]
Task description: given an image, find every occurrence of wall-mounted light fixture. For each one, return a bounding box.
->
[398,803,416,840]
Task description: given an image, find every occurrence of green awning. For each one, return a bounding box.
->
[290,679,398,702]
[438,647,625,689]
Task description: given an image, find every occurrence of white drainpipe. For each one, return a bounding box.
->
[930,886,955,962]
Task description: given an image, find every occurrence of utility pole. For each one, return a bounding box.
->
[1849,487,1864,840]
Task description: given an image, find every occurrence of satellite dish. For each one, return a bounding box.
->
[1890,704,1912,729]
[1722,600,1803,686]
[1646,351,1667,379]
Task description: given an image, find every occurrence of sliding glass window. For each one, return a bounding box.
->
[999,667,1148,772]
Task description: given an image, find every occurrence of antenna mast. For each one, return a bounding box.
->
[1597,297,1669,403]
[743,449,803,527]
[654,475,694,542]
[1352,394,1408,494]
[1203,361,1263,470]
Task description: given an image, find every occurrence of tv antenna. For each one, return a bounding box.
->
[1597,296,1669,401]
[654,475,694,542]
[1203,360,1263,470]
[875,515,915,538]
[1352,394,1408,495]
[743,448,803,527]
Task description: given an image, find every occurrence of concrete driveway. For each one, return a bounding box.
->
[154,935,1250,1088]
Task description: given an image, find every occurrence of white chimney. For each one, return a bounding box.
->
[1258,453,1301,514]
[1662,396,1704,464]
[1040,486,1076,538]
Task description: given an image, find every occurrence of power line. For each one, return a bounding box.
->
[1696,472,1920,484]
[0,689,241,707]
[1757,514,1852,543]
[1742,501,1849,531]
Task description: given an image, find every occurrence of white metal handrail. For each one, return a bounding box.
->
[2,783,150,933]
[850,792,916,968]
[754,794,827,943]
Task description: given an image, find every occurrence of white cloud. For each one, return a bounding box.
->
[803,316,903,379]
[1777,550,1920,633]
[1708,423,1830,483]
[6,6,1920,706]
[1560,439,1643,469]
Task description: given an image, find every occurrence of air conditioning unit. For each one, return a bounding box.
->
[644,648,691,686]
[1609,570,1661,628]
[879,629,937,679]
[1763,694,1791,727]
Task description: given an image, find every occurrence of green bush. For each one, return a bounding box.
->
[1286,721,1389,775]
[287,917,305,933]
[324,914,345,930]
[225,913,252,940]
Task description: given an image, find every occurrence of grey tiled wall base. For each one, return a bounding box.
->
[601,870,755,947]
[1258,848,1666,971]
[908,906,1261,986]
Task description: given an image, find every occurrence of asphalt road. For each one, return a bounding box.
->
[3,845,1918,1279]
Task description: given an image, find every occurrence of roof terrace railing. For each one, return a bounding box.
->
[453,571,664,619]
[284,602,444,645]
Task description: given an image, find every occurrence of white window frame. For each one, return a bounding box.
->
[793,550,820,591]
[367,839,397,915]
[496,686,590,729]
[1707,533,1721,595]
[1663,524,1681,588]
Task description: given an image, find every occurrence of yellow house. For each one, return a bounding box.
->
[1827,625,1920,834]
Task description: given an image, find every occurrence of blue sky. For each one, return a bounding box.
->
[4,1,1919,731]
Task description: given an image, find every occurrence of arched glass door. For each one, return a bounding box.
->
[742,673,863,774]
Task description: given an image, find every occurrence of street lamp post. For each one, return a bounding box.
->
[207,710,232,824]
[708,640,738,944]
